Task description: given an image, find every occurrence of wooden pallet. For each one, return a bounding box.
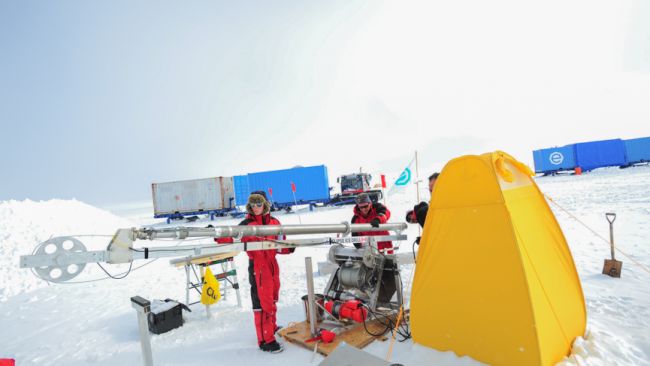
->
[278,318,392,356]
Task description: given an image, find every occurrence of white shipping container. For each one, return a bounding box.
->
[152,177,235,216]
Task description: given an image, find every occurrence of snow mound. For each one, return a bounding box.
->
[0,199,134,302]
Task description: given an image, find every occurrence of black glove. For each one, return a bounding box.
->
[370,218,381,228]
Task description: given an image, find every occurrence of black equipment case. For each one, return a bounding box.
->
[147,299,190,334]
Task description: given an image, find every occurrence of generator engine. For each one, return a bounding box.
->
[323,244,401,311]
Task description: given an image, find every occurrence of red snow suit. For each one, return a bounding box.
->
[216,213,292,346]
[351,202,393,254]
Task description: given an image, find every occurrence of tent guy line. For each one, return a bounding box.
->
[545,194,650,276]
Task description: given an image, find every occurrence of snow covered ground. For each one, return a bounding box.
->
[1,165,649,365]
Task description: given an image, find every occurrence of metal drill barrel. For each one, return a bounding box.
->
[135,223,407,241]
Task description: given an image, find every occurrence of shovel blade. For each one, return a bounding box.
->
[602,259,623,278]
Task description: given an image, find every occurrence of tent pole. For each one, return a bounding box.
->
[415,150,422,237]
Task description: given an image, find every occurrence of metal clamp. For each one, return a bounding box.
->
[176,228,189,239]
[341,221,351,237]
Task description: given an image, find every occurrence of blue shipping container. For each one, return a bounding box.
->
[234,175,250,206]
[243,165,330,207]
[532,145,577,173]
[575,139,626,171]
[624,137,650,164]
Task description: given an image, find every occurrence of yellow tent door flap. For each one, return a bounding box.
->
[410,151,586,366]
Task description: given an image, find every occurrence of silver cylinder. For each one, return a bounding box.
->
[338,265,367,288]
[305,257,318,337]
[328,245,364,265]
[137,223,407,240]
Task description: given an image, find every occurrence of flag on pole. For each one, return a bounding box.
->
[387,157,416,197]
[290,181,303,224]
[201,267,221,305]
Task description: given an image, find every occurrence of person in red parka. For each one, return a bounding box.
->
[215,191,293,353]
[351,193,393,254]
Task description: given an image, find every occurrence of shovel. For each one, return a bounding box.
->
[602,212,623,278]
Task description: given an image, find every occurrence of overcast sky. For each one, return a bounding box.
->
[1,0,649,207]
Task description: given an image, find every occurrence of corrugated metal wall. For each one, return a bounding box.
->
[233,175,250,206]
[152,177,234,216]
[624,137,650,164]
[532,136,649,174]
[245,165,330,205]
[574,139,627,171]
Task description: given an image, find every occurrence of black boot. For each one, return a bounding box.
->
[259,340,283,353]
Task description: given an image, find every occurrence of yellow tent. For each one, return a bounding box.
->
[411,151,586,366]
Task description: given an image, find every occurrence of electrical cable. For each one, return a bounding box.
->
[48,259,160,285]
[97,261,133,279]
[360,304,411,341]
[412,238,418,263]
[129,247,197,253]
[361,305,392,337]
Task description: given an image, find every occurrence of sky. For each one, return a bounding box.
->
[1,0,649,207]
